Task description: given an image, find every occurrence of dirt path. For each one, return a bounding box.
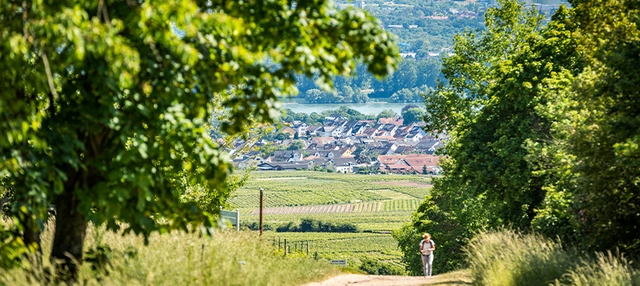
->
[303,270,472,286]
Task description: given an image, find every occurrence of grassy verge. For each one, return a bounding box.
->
[424,270,473,285]
[465,230,640,285]
[0,222,340,286]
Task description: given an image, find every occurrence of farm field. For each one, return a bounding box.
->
[263,231,404,270]
[227,171,433,270]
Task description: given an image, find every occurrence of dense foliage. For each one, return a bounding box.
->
[401,108,426,125]
[396,0,640,275]
[0,0,398,279]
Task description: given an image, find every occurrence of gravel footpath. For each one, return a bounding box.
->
[302,271,472,286]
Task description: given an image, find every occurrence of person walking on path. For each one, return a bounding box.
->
[420,233,436,277]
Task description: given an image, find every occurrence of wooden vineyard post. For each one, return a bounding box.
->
[306,241,310,257]
[259,188,264,236]
[236,208,240,231]
[278,237,281,251]
[284,239,287,257]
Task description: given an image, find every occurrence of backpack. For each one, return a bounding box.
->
[421,240,434,255]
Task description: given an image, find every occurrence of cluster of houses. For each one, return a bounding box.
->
[232,115,444,174]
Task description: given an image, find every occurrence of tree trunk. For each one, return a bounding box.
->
[22,215,42,257]
[51,188,86,283]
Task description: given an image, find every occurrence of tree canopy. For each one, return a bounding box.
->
[376,109,396,119]
[401,107,425,125]
[0,0,399,278]
[396,0,640,274]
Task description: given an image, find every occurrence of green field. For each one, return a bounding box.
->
[227,171,433,271]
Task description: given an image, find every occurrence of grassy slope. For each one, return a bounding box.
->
[0,222,340,286]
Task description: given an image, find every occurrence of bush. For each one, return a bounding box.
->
[359,258,404,275]
[465,230,640,286]
[241,221,274,231]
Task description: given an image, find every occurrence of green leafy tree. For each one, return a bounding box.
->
[304,89,324,103]
[323,106,368,120]
[398,1,582,273]
[275,132,291,141]
[303,86,367,103]
[0,0,399,279]
[390,88,415,103]
[402,104,421,113]
[567,0,640,255]
[287,140,305,151]
[401,107,425,125]
[376,109,396,119]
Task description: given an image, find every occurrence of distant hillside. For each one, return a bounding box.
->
[293,0,569,103]
[295,0,487,102]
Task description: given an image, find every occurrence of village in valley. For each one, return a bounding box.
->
[230,111,444,175]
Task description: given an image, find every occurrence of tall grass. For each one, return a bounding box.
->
[465,230,640,286]
[0,221,340,286]
[558,251,640,286]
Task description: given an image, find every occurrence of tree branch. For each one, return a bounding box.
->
[22,0,28,39]
[41,52,58,116]
[97,0,111,26]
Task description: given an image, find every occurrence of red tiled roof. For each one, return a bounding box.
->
[378,154,440,167]
[404,156,440,167]
[378,155,405,164]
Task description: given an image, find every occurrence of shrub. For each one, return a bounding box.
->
[241,221,274,231]
[359,258,404,275]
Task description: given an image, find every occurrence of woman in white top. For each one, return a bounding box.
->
[419,233,436,277]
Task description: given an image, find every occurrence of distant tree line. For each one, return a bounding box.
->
[294,59,442,103]
[280,106,377,125]
[277,105,425,128]
[276,219,358,233]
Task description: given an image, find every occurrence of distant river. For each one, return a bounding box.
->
[281,102,413,115]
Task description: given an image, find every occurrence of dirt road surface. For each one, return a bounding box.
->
[303,270,472,286]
